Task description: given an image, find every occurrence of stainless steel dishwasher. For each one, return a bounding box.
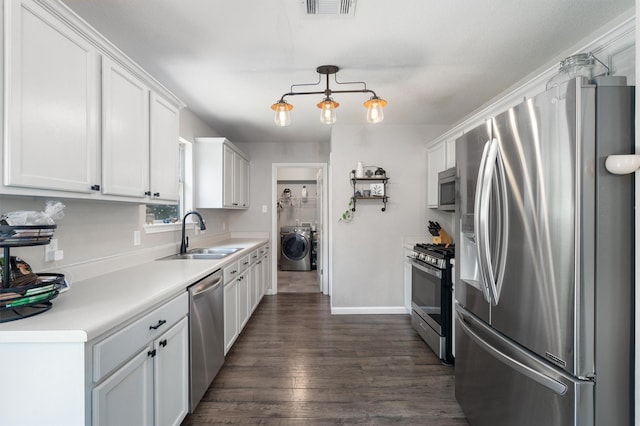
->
[188,269,224,412]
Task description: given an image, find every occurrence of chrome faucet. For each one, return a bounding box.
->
[180,211,207,254]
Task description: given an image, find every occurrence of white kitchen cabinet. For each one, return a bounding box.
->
[427,141,445,208]
[153,316,189,426]
[101,57,150,198]
[223,262,239,354]
[149,93,181,202]
[237,155,250,208]
[427,139,456,208]
[4,0,100,193]
[223,144,235,207]
[102,59,181,202]
[446,139,456,170]
[1,0,183,202]
[92,294,189,426]
[261,246,271,296]
[195,137,250,209]
[238,270,250,330]
[92,346,154,426]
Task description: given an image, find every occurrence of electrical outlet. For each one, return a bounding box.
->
[262,205,268,213]
[133,230,141,246]
[44,239,61,262]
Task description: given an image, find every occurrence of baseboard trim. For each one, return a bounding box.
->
[331,306,410,315]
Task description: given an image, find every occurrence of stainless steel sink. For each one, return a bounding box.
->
[159,247,242,260]
[189,247,242,255]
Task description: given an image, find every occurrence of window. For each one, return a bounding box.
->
[144,138,193,231]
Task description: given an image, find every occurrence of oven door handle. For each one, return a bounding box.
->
[409,259,442,278]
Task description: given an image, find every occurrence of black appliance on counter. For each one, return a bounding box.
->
[408,243,454,364]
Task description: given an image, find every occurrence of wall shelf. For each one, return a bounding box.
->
[350,176,389,212]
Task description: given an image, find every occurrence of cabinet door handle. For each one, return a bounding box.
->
[144,191,151,196]
[148,349,156,358]
[159,339,168,347]
[90,184,100,191]
[149,319,166,330]
[153,192,160,197]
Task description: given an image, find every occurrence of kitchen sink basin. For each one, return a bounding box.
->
[189,247,242,255]
[158,247,242,260]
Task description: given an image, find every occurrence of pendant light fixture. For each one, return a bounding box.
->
[271,65,386,126]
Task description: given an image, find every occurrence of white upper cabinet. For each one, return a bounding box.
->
[446,139,456,170]
[426,141,446,208]
[150,93,180,202]
[427,139,456,208]
[195,137,250,209]
[4,0,100,193]
[1,0,184,202]
[101,57,150,198]
[223,144,236,207]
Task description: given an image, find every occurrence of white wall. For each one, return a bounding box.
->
[230,141,329,236]
[329,124,449,312]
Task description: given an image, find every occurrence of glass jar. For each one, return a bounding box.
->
[546,53,596,90]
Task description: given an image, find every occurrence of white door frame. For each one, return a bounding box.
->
[270,162,329,295]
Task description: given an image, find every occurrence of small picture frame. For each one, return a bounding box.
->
[370,183,384,196]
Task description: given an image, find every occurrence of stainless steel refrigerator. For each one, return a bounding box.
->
[454,76,634,426]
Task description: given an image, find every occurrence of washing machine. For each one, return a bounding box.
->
[280,226,312,271]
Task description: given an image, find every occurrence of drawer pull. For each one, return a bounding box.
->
[148,349,156,358]
[149,319,166,330]
[159,339,168,347]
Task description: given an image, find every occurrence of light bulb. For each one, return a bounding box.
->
[364,97,386,124]
[271,101,292,126]
[317,98,339,125]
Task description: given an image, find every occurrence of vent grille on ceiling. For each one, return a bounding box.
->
[306,0,356,15]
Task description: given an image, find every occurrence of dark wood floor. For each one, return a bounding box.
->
[182,293,468,425]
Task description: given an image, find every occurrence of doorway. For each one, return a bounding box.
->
[271,163,329,295]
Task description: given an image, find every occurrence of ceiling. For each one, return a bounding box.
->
[61,0,634,145]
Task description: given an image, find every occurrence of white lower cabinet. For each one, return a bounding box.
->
[153,316,189,426]
[237,270,250,330]
[223,245,270,355]
[92,293,188,426]
[261,247,271,296]
[93,346,153,426]
[223,262,239,355]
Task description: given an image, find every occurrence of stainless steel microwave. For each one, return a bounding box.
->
[437,167,456,211]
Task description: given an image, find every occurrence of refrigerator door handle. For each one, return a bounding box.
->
[477,138,508,305]
[456,309,568,396]
[473,139,493,303]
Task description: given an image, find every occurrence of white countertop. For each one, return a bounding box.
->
[0,237,267,344]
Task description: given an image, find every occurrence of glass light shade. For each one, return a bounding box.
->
[271,101,293,126]
[317,99,339,125]
[363,97,387,123]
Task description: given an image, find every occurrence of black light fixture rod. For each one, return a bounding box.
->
[278,88,378,103]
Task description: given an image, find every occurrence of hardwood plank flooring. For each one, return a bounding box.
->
[182,292,468,425]
[277,270,320,293]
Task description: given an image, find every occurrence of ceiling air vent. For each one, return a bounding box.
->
[306,0,357,16]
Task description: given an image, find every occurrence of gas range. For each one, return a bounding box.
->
[410,243,455,269]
